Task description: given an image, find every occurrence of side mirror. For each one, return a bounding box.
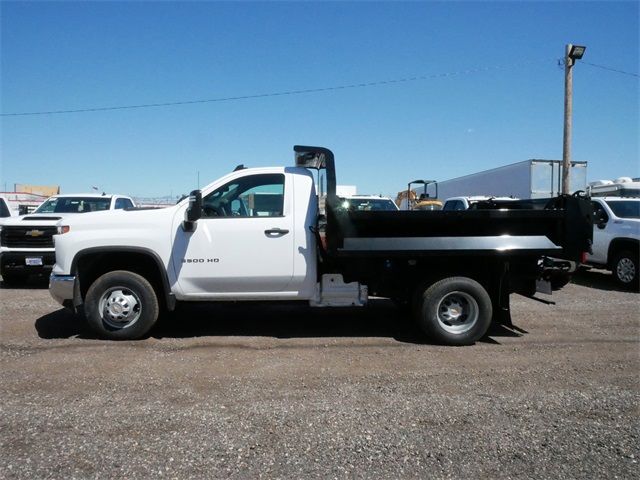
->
[595,213,608,229]
[183,190,202,231]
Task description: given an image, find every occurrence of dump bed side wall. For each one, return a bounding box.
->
[331,209,563,251]
[327,196,592,263]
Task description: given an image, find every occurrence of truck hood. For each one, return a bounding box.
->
[613,218,640,238]
[59,206,177,230]
[1,213,72,227]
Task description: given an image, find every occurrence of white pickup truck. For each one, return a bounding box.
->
[0,193,135,284]
[49,146,593,345]
[587,197,639,288]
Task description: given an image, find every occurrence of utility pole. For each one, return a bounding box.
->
[562,43,586,194]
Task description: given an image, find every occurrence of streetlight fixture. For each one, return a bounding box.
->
[562,43,586,195]
[569,45,586,60]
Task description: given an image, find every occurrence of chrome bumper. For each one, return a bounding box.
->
[49,274,76,308]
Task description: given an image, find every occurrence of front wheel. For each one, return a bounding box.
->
[611,250,639,290]
[414,277,492,346]
[85,270,159,340]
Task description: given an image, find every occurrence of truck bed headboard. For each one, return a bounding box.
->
[294,145,340,252]
[294,145,337,203]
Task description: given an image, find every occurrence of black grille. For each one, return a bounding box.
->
[0,226,57,248]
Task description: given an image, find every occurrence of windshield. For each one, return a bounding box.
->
[35,197,111,213]
[340,198,398,211]
[0,199,11,217]
[606,200,640,219]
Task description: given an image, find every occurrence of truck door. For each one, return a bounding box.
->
[590,201,610,264]
[171,172,295,295]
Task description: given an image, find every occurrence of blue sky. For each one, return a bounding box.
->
[1,1,638,199]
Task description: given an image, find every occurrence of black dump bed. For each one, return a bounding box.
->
[292,145,593,264]
[328,195,593,263]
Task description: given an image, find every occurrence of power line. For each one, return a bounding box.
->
[581,61,639,78]
[1,60,545,117]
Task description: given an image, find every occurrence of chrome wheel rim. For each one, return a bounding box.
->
[616,258,636,284]
[436,291,479,334]
[99,287,142,329]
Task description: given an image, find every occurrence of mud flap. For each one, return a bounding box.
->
[494,262,513,327]
[536,278,552,295]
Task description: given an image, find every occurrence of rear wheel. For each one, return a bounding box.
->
[85,270,159,340]
[414,277,492,346]
[611,250,639,290]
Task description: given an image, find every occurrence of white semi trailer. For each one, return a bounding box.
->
[431,159,587,201]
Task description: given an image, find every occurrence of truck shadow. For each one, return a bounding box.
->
[35,309,96,339]
[1,276,49,289]
[571,268,637,292]
[153,300,424,344]
[35,299,525,345]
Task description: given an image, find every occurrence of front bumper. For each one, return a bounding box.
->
[1,251,56,274]
[49,274,76,309]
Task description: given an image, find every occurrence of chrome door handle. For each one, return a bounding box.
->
[264,228,289,236]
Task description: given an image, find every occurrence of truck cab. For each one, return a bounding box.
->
[171,166,318,299]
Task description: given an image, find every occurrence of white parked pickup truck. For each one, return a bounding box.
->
[587,197,639,288]
[49,146,593,345]
[0,193,135,284]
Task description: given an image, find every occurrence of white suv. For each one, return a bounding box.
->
[587,197,639,288]
[0,193,135,284]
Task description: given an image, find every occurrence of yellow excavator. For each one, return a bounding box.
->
[395,180,442,211]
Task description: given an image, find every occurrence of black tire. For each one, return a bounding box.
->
[611,250,639,290]
[1,271,27,286]
[85,270,159,340]
[414,277,492,346]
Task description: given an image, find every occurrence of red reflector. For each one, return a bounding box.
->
[580,251,588,264]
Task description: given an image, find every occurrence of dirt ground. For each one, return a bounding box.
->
[1,269,638,479]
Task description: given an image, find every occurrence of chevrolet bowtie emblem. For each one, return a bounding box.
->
[25,230,45,237]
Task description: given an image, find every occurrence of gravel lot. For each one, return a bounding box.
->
[1,269,638,479]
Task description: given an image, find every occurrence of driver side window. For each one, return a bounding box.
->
[202,173,285,218]
[592,202,609,224]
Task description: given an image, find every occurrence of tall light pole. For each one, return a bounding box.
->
[562,43,586,194]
